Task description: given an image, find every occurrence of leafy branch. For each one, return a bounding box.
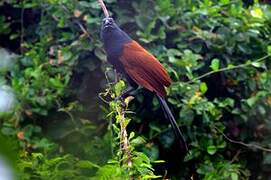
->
[100,80,161,179]
[115,98,133,168]
[185,54,271,84]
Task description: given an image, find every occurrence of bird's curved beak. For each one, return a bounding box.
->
[104,18,110,25]
[102,17,114,29]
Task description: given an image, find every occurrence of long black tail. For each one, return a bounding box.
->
[157,95,188,152]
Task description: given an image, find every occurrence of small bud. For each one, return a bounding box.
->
[74,10,82,18]
[83,15,88,22]
[49,58,54,65]
[17,131,24,140]
[25,110,33,116]
[267,96,271,105]
[124,96,134,107]
[57,50,63,64]
[49,47,54,56]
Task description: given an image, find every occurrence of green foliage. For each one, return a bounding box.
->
[0,0,270,179]
[0,15,11,34]
[196,159,249,180]
[11,27,75,116]
[19,153,102,180]
[97,81,160,179]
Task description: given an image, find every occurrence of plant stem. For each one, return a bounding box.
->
[214,126,271,153]
[116,104,133,168]
[20,1,25,54]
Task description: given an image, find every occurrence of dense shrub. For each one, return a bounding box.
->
[0,0,271,179]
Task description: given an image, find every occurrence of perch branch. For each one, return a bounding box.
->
[97,0,110,18]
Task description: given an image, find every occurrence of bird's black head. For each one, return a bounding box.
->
[101,17,132,56]
[101,17,120,43]
[102,17,117,30]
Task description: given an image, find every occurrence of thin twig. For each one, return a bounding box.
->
[60,5,91,40]
[114,69,120,83]
[74,19,91,39]
[151,122,271,153]
[98,93,110,104]
[214,126,271,153]
[185,54,271,84]
[97,0,110,18]
[20,2,25,54]
[230,150,241,163]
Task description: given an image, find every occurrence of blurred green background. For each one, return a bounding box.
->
[0,0,271,179]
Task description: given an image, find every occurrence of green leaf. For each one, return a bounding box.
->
[251,62,262,68]
[250,7,263,19]
[231,172,238,180]
[61,49,73,61]
[114,80,125,96]
[142,175,162,179]
[131,136,146,146]
[129,132,135,140]
[207,145,217,155]
[200,82,208,94]
[152,160,165,163]
[210,58,220,71]
[268,46,271,55]
[219,0,230,4]
[246,96,257,107]
[76,160,100,169]
[9,33,19,40]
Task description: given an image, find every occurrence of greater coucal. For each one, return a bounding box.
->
[101,17,188,151]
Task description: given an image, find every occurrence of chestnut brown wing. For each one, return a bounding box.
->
[120,41,171,97]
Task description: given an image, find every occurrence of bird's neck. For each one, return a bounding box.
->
[104,28,132,58]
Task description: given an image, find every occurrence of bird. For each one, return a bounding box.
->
[101,17,188,152]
